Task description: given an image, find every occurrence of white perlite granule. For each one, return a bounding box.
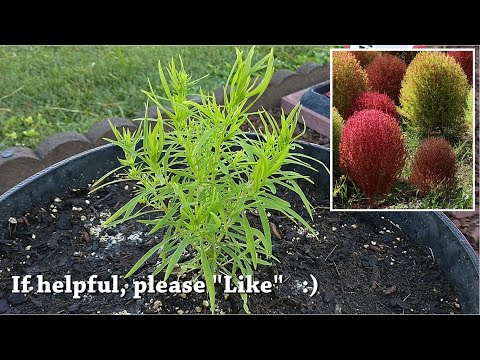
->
[101,231,145,251]
[89,224,103,237]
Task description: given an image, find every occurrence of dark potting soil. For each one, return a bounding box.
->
[0,179,461,314]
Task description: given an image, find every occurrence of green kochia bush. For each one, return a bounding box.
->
[332,51,368,118]
[465,87,474,131]
[332,107,344,176]
[399,52,469,139]
[92,47,323,313]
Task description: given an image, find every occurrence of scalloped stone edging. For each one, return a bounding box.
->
[0,62,328,195]
[0,118,133,194]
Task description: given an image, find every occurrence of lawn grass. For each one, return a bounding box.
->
[0,45,336,150]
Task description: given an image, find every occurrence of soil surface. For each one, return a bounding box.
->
[0,179,461,314]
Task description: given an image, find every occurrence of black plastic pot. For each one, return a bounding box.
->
[299,81,330,118]
[0,137,478,313]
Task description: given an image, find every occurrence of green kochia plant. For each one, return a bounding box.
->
[92,47,324,313]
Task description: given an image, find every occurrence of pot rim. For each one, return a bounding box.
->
[0,136,330,202]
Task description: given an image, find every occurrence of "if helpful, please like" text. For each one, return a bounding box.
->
[11,274,286,299]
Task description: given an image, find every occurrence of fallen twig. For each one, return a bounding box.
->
[324,244,338,263]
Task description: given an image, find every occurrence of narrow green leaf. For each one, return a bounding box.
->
[255,258,271,266]
[164,236,190,280]
[241,214,257,269]
[89,166,124,193]
[277,180,314,219]
[222,246,247,274]
[241,292,249,314]
[158,60,172,98]
[103,192,146,227]
[149,203,181,234]
[256,203,272,257]
[200,246,216,314]
[194,125,218,155]
[89,177,128,194]
[152,257,171,277]
[218,159,229,174]
[209,211,222,229]
[125,237,169,278]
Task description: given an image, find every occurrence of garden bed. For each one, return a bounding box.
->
[332,49,475,210]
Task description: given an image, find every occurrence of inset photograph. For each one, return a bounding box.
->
[331,49,475,210]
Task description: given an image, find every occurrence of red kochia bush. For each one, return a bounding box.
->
[409,137,457,195]
[340,110,406,203]
[447,51,473,85]
[352,91,399,120]
[366,54,407,101]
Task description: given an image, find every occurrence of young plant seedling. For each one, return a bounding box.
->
[92,47,325,313]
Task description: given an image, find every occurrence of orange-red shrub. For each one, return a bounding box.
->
[409,137,457,195]
[447,51,473,85]
[352,91,398,120]
[339,109,406,203]
[366,54,407,101]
